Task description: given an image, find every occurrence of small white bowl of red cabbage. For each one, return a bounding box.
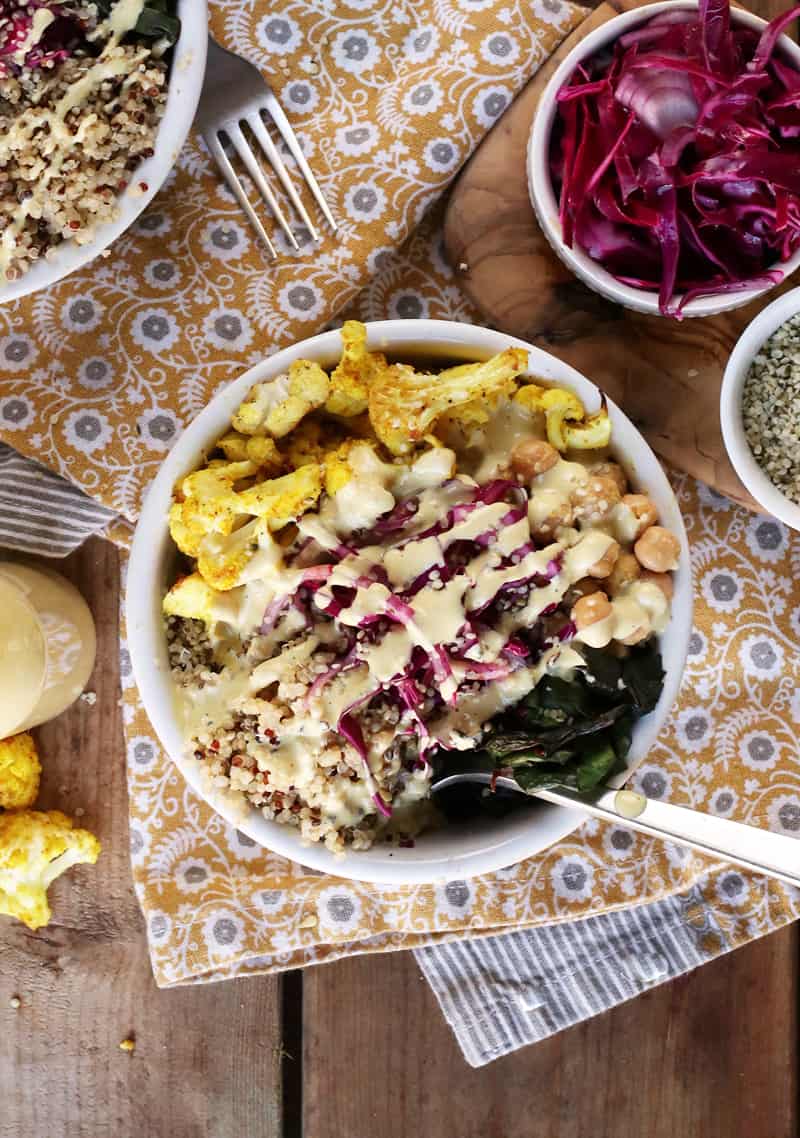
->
[528,0,800,318]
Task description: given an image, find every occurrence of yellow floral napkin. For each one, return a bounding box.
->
[115,202,800,984]
[2,0,799,985]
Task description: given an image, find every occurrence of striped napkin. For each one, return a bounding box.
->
[0,443,115,556]
[2,445,796,1066]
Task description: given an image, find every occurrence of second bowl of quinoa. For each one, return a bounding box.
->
[721,286,800,530]
[0,0,207,303]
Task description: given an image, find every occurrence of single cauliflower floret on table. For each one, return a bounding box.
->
[0,810,101,931]
[0,732,41,810]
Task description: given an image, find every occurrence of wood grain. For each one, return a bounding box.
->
[443,0,798,512]
[303,924,797,1138]
[0,539,284,1138]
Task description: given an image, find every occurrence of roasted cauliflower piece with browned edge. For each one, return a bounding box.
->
[369,347,528,454]
[0,810,101,931]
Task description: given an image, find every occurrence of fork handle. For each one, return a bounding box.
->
[532,782,800,891]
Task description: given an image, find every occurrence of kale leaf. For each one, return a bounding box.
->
[455,642,665,799]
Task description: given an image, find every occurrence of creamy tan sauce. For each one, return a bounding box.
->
[10,8,55,66]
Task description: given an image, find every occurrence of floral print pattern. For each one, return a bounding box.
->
[115,206,800,985]
[2,0,797,984]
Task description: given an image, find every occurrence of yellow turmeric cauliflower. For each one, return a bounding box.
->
[218,432,283,471]
[325,320,385,418]
[196,518,280,591]
[266,360,330,438]
[0,733,41,810]
[232,361,330,439]
[0,810,101,930]
[235,463,323,527]
[369,347,528,455]
[514,383,611,451]
[169,460,257,554]
[163,573,221,621]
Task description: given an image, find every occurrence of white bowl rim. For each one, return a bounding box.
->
[721,285,800,529]
[0,0,208,305]
[126,318,692,885]
[527,0,800,318]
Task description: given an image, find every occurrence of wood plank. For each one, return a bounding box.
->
[303,922,797,1138]
[443,0,794,513]
[0,538,284,1138]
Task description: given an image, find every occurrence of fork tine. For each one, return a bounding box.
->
[224,123,298,250]
[205,132,277,260]
[261,91,338,233]
[246,112,319,242]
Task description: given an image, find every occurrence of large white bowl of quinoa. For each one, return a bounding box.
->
[127,320,693,885]
[0,0,207,302]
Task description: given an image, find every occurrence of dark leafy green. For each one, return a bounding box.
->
[95,0,181,47]
[438,642,666,807]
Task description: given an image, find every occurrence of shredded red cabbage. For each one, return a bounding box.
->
[0,1,82,77]
[551,0,800,315]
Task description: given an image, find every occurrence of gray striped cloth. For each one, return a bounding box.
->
[0,445,782,1067]
[0,443,116,556]
[414,882,728,1066]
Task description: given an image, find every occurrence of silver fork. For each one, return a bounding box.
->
[196,36,338,259]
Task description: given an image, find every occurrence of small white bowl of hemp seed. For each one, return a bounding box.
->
[721,287,800,530]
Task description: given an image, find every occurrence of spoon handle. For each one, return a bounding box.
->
[531,781,800,890]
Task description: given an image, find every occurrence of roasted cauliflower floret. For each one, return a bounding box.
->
[232,362,330,440]
[369,347,528,455]
[325,320,384,418]
[321,439,393,497]
[323,439,360,496]
[280,417,328,469]
[172,460,257,544]
[197,518,284,591]
[265,360,330,438]
[231,379,284,436]
[235,463,323,527]
[514,383,611,451]
[168,500,205,558]
[0,733,41,810]
[0,810,101,931]
[218,432,283,471]
[162,573,221,621]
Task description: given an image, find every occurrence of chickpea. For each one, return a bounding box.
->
[641,570,674,600]
[510,438,559,479]
[571,590,612,631]
[634,526,680,573]
[586,539,620,579]
[592,461,628,495]
[606,551,641,596]
[530,498,574,540]
[622,494,658,538]
[572,476,622,524]
[564,577,601,607]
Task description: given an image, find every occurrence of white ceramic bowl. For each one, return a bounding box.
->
[0,0,208,305]
[721,286,800,529]
[528,0,800,318]
[127,320,693,884]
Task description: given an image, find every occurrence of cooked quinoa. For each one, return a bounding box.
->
[167,616,432,854]
[0,1,172,281]
[742,313,800,504]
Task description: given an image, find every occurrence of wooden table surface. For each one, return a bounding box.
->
[3,0,800,1130]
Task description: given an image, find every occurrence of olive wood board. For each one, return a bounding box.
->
[443,0,795,513]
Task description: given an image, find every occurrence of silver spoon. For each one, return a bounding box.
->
[432,770,800,890]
